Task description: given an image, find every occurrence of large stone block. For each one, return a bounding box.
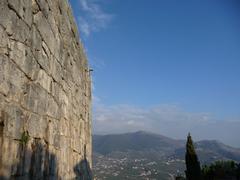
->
[9,40,40,80]
[46,94,60,119]
[33,11,56,56]
[22,83,48,115]
[0,104,25,139]
[50,58,63,83]
[0,55,28,103]
[27,113,47,138]
[0,7,31,45]
[30,25,42,51]
[8,0,32,26]
[46,118,60,148]
[35,69,52,93]
[0,26,9,55]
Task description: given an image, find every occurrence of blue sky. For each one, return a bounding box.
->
[69,0,240,147]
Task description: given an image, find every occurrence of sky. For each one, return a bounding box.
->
[69,0,240,147]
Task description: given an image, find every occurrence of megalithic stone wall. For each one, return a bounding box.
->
[0,0,92,179]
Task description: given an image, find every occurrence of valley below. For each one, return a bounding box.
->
[92,131,240,180]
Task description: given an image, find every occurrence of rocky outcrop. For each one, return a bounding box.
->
[0,0,92,179]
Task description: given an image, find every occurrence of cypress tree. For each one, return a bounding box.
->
[185,133,202,180]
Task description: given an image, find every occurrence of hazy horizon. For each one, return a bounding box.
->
[93,129,240,148]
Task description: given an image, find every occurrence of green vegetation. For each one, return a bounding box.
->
[202,160,240,180]
[176,134,240,180]
[185,133,202,180]
[20,131,30,145]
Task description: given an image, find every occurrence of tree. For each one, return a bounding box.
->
[185,133,202,180]
[202,160,240,180]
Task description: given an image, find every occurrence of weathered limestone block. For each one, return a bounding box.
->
[35,0,51,18]
[50,57,63,83]
[1,104,25,139]
[27,113,47,138]
[33,48,51,73]
[46,94,60,119]
[0,56,10,96]
[8,0,32,26]
[34,11,56,56]
[35,69,52,93]
[46,118,60,147]
[31,25,42,51]
[59,90,70,119]
[59,118,70,137]
[0,26,9,54]
[22,83,48,115]
[0,0,92,179]
[9,40,40,80]
[0,5,31,45]
[0,55,28,102]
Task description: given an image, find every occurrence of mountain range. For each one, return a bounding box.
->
[93,131,240,162]
[93,131,240,179]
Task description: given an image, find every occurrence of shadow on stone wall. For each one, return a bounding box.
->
[0,138,58,179]
[0,138,92,180]
[74,158,93,180]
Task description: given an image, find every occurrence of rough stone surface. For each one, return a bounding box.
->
[0,0,92,179]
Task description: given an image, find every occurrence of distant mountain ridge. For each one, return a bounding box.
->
[93,131,240,162]
[93,131,183,155]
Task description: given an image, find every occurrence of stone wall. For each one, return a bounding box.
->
[0,0,92,179]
